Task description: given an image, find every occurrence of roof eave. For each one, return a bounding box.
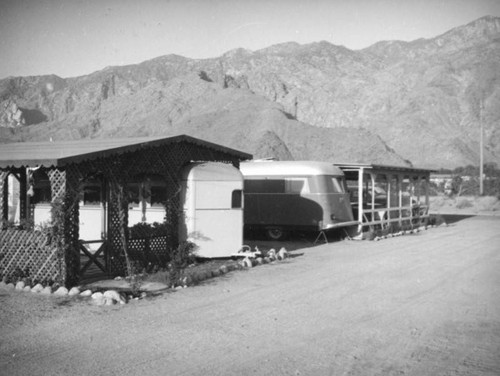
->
[0,134,252,169]
[334,162,436,174]
[0,159,59,169]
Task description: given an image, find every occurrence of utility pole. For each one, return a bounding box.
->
[479,98,484,196]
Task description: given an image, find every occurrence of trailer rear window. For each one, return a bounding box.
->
[245,179,284,193]
[245,177,309,194]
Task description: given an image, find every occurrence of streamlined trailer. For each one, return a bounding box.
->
[240,161,358,240]
[179,162,244,258]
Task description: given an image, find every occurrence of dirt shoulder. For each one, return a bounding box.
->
[430,195,500,216]
[1,215,500,376]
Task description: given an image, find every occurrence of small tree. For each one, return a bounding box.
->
[449,175,464,196]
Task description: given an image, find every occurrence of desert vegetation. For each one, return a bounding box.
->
[432,163,500,197]
[430,163,500,214]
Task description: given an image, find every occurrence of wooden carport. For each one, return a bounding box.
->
[334,163,435,239]
[0,135,251,286]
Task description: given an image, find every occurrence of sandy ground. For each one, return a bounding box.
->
[1,214,499,376]
[429,195,500,217]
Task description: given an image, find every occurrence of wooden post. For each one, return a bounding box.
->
[398,174,403,228]
[0,171,8,222]
[19,168,27,221]
[357,168,364,234]
[479,98,484,196]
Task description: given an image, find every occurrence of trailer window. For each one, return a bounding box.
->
[149,177,167,208]
[231,190,242,208]
[79,177,103,206]
[285,178,309,194]
[245,179,285,194]
[82,184,102,206]
[127,175,166,208]
[327,177,345,193]
[245,178,309,194]
[127,183,141,207]
[32,170,52,204]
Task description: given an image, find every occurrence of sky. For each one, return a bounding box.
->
[1,0,500,79]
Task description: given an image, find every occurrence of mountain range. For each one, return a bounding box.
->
[1,15,499,169]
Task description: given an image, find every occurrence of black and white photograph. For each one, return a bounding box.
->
[1,1,499,375]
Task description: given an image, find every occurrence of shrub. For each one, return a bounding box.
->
[129,221,172,239]
[476,196,499,211]
[430,196,446,209]
[455,197,473,209]
[166,241,198,287]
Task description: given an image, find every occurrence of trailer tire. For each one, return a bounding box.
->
[266,227,287,240]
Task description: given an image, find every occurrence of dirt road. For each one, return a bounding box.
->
[1,215,499,375]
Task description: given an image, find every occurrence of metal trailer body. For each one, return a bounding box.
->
[179,162,244,258]
[240,161,358,239]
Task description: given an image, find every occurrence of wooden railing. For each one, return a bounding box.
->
[355,204,430,232]
[78,239,108,278]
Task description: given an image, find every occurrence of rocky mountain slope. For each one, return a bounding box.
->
[1,16,499,169]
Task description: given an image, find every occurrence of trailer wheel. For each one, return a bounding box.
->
[266,227,286,240]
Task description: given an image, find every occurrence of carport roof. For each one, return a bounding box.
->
[334,163,435,174]
[0,134,252,169]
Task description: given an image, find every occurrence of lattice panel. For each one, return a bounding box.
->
[0,229,62,282]
[128,235,172,267]
[47,169,67,202]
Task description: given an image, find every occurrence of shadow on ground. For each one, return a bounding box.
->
[441,214,476,225]
[244,229,346,253]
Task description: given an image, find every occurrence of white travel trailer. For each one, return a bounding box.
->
[179,162,244,258]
